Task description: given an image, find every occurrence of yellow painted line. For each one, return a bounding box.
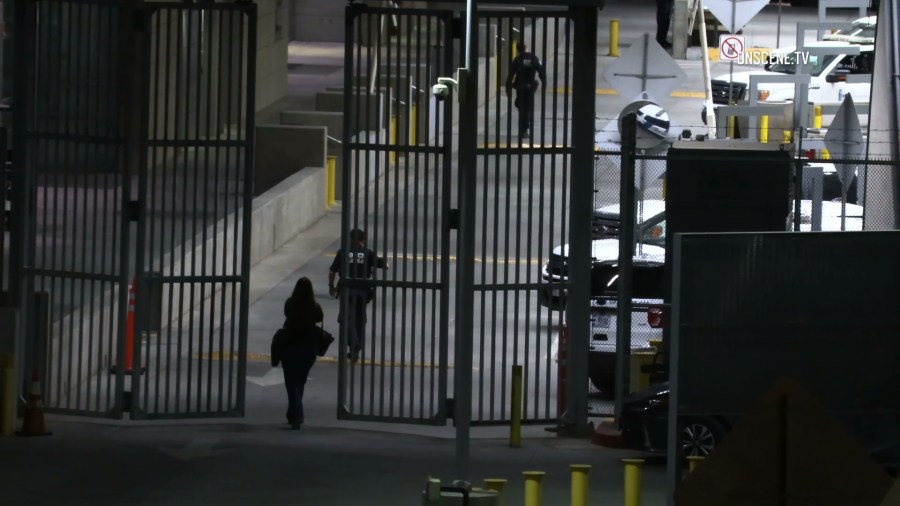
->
[552,86,704,98]
[197,351,452,368]
[670,91,706,98]
[325,252,542,266]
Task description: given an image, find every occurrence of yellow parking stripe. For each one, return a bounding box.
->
[197,351,452,368]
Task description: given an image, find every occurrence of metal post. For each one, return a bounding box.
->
[687,455,705,473]
[609,19,619,57]
[510,364,522,447]
[565,5,598,435]
[623,458,645,506]
[615,113,636,422]
[569,464,591,506]
[523,471,545,506]
[454,0,478,481]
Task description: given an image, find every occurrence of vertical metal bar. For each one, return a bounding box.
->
[338,3,354,417]
[161,7,176,415]
[182,5,198,413]
[615,113,636,425]
[400,11,412,418]
[147,6,164,416]
[74,0,89,412]
[237,3,256,414]
[411,12,421,419]
[171,5,186,414]
[373,7,386,418]
[61,0,77,411]
[455,0,479,479]
[427,14,439,420]
[478,14,493,421]
[212,8,226,413]
[132,1,151,418]
[221,7,236,412]
[567,6,597,432]
[385,5,397,418]
[87,2,102,413]
[102,3,117,413]
[437,11,453,424]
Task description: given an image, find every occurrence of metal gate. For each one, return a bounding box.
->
[338,4,455,424]
[14,0,256,419]
[340,3,596,426]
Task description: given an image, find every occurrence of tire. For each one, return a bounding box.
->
[680,416,727,457]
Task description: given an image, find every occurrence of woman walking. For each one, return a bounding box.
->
[280,277,323,429]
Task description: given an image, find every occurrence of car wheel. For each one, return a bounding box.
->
[680,416,726,457]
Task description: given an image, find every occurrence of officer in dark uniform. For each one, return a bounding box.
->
[328,228,388,361]
[505,42,546,141]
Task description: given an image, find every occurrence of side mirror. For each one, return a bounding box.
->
[826,69,850,83]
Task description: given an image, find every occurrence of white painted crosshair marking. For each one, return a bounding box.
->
[719,35,744,61]
[602,33,687,103]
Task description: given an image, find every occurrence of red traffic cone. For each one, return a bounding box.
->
[16,373,51,437]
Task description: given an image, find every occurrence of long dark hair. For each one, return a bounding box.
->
[290,277,316,307]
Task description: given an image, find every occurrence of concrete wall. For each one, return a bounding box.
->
[291,0,345,42]
[254,124,327,196]
[254,0,290,113]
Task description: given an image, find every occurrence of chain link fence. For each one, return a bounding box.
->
[587,148,899,418]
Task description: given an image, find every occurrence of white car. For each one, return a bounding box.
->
[823,15,876,45]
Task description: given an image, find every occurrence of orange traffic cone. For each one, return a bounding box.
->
[16,373,51,437]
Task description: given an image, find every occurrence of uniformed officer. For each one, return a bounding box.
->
[328,228,388,361]
[505,42,546,141]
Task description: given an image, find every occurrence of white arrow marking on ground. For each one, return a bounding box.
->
[160,438,226,461]
[246,367,285,387]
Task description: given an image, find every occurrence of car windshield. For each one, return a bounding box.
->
[768,53,837,76]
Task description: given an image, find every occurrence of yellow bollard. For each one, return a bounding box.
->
[512,38,519,60]
[623,459,645,506]
[821,148,830,160]
[523,471,545,506]
[760,115,769,143]
[570,464,591,506]
[609,19,620,57]
[726,115,735,139]
[326,155,336,208]
[783,130,792,143]
[510,365,523,448]
[686,455,705,473]
[1,354,16,436]
[813,104,822,129]
[410,102,418,146]
[389,114,398,165]
[483,479,507,505]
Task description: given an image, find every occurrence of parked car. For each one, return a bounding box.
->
[609,380,898,474]
[822,15,876,45]
[701,42,873,132]
[539,199,666,311]
[548,199,864,394]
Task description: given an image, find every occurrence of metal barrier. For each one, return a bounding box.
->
[15,0,256,419]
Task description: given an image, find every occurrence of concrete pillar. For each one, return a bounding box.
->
[673,0,689,60]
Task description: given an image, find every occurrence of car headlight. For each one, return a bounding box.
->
[758,90,770,101]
